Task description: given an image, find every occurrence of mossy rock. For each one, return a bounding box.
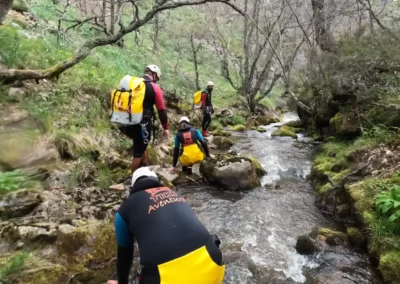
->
[146,145,160,165]
[346,227,366,249]
[230,124,246,131]
[379,251,400,284]
[329,112,361,138]
[286,120,303,128]
[271,127,297,139]
[255,115,279,125]
[310,228,349,247]
[249,157,266,177]
[212,129,231,137]
[256,127,266,133]
[213,136,234,149]
[12,0,29,12]
[200,153,261,191]
[281,125,302,133]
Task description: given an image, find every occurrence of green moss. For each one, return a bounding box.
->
[319,183,334,194]
[178,103,192,113]
[347,227,366,248]
[271,127,297,139]
[255,115,279,125]
[213,129,231,137]
[256,127,266,133]
[249,157,266,177]
[311,228,348,240]
[230,124,246,131]
[379,251,400,284]
[146,145,160,165]
[281,125,302,133]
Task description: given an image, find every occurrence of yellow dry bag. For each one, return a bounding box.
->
[110,75,146,125]
[193,91,202,109]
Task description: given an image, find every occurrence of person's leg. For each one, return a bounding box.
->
[130,125,146,173]
[140,122,152,167]
[202,112,208,131]
[204,114,212,131]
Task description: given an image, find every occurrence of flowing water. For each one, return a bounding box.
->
[177,113,380,284]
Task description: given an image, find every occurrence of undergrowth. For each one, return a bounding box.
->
[0,170,41,195]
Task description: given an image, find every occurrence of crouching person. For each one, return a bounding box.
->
[171,116,210,174]
[108,167,225,284]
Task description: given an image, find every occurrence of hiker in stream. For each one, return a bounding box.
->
[169,116,211,175]
[110,65,169,173]
[201,81,214,137]
[108,167,225,284]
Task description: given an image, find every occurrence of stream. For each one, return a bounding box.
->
[177,113,381,284]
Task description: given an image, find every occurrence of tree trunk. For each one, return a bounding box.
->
[311,0,330,51]
[0,0,13,25]
[153,13,160,52]
[190,35,201,90]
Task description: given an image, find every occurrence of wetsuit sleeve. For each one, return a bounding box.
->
[115,212,134,284]
[196,129,210,157]
[201,92,207,110]
[173,135,180,167]
[152,82,168,130]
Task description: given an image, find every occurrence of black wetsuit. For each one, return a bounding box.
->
[114,177,222,284]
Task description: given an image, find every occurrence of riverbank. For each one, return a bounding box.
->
[310,130,400,283]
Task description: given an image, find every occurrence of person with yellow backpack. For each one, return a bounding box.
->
[199,81,214,137]
[110,65,169,173]
[170,116,210,174]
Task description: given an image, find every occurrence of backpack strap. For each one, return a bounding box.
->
[110,90,118,119]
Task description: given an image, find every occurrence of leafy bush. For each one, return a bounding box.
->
[376,185,400,230]
[0,171,40,195]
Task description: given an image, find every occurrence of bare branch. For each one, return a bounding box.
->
[0,0,234,83]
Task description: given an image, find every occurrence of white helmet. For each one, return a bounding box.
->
[179,116,190,124]
[131,167,158,186]
[145,64,161,79]
[207,81,214,87]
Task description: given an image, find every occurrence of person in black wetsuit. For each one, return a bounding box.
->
[108,167,225,284]
[201,81,214,137]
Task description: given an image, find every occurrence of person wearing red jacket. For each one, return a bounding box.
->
[201,81,214,137]
[118,65,169,173]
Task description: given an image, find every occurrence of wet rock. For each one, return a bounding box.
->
[149,165,178,189]
[346,227,366,249]
[311,228,350,247]
[296,235,319,255]
[256,127,266,133]
[271,126,297,139]
[7,87,26,102]
[229,124,246,131]
[212,129,231,137]
[330,111,361,138]
[200,153,262,191]
[286,120,303,128]
[213,136,234,149]
[255,115,279,125]
[0,189,42,219]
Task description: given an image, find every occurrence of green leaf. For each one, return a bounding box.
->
[382,203,393,214]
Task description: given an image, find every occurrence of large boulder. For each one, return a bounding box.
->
[329,111,362,138]
[0,189,42,219]
[200,154,264,191]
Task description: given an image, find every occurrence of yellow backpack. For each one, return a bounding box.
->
[193,90,202,109]
[110,75,146,125]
